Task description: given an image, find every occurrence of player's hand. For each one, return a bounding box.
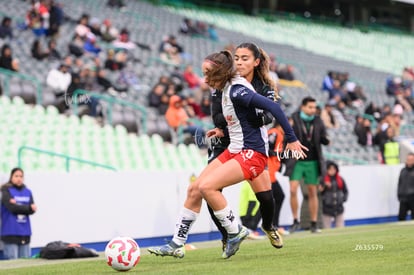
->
[286,140,308,159]
[206,128,224,138]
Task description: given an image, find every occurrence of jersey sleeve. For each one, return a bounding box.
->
[249,93,298,143]
[229,84,256,107]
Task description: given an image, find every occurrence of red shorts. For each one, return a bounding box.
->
[217,149,268,180]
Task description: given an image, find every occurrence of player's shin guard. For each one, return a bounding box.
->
[172,207,198,246]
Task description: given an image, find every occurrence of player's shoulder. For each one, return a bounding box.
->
[229,84,253,100]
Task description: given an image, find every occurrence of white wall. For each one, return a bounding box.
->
[0,164,403,248]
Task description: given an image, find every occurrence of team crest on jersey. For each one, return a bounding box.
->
[232,87,248,98]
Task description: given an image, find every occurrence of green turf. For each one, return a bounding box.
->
[1,222,413,274]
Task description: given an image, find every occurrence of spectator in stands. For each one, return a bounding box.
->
[89,17,102,37]
[75,13,90,39]
[397,153,414,221]
[183,64,202,89]
[179,18,198,35]
[184,94,205,119]
[320,102,339,129]
[165,95,205,148]
[343,81,366,107]
[207,24,219,41]
[25,1,44,37]
[47,39,61,60]
[322,71,334,93]
[46,63,72,96]
[1,167,37,260]
[47,0,63,38]
[364,102,382,122]
[289,96,330,233]
[0,17,13,40]
[354,117,373,146]
[83,33,101,56]
[159,35,182,65]
[112,28,136,51]
[319,161,348,228]
[65,68,100,117]
[386,76,403,97]
[0,44,19,72]
[31,39,50,60]
[100,19,119,43]
[148,82,169,115]
[68,34,85,57]
[104,49,126,71]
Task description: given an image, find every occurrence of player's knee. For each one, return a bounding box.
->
[187,181,201,198]
[198,179,213,198]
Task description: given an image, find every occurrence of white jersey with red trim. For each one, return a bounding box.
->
[222,75,269,156]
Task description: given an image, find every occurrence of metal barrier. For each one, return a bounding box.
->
[71,89,148,134]
[0,68,42,105]
[17,145,117,172]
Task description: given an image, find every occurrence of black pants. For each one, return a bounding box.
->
[240,201,261,231]
[398,196,414,220]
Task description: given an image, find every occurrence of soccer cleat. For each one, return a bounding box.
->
[261,226,283,249]
[222,226,249,259]
[147,241,186,258]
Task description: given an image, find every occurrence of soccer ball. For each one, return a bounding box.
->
[105,236,141,271]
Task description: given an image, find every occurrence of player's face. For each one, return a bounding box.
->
[202,61,218,89]
[234,47,259,82]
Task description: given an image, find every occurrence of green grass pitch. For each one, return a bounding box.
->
[1,222,413,274]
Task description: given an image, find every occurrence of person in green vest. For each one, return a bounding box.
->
[381,127,400,165]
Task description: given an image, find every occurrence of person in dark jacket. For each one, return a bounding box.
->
[1,168,37,259]
[397,153,414,221]
[289,96,330,233]
[319,161,348,228]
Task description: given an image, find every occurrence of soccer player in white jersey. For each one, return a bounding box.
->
[148,50,307,259]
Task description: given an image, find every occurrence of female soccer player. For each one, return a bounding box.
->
[148,50,307,259]
[206,43,283,251]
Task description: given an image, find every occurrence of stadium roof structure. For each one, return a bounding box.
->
[392,0,414,5]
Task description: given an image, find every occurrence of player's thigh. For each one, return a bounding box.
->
[248,170,271,193]
[199,159,245,191]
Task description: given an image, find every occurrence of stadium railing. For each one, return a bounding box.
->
[71,89,148,134]
[17,145,117,172]
[0,68,42,105]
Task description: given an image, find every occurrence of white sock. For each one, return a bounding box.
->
[214,206,240,234]
[172,207,198,246]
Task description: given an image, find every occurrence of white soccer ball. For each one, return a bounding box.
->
[105,236,141,271]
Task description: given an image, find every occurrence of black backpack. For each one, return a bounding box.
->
[39,241,99,259]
